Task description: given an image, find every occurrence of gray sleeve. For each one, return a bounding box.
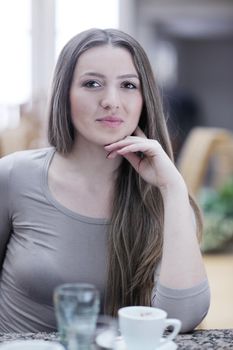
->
[0,154,14,268]
[151,279,210,333]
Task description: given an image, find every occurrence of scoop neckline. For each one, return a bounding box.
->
[42,148,110,225]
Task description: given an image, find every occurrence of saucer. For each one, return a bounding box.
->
[0,340,64,350]
[95,331,177,350]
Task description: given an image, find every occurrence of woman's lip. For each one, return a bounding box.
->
[96,117,123,122]
[96,117,124,128]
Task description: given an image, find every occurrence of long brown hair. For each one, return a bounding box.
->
[47,28,203,316]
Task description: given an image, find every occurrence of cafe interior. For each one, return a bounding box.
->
[0,0,233,339]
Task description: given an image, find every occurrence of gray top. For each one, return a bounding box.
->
[0,148,210,333]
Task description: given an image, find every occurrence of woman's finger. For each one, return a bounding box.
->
[104,135,148,152]
[104,138,137,151]
[116,141,161,158]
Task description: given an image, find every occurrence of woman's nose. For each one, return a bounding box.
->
[100,88,120,112]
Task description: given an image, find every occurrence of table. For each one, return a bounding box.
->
[202,252,233,329]
[0,330,233,349]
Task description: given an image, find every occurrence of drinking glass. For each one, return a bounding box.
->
[54,283,100,350]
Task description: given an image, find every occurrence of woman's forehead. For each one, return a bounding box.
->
[74,45,138,77]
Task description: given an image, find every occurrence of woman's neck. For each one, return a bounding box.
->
[60,137,122,184]
[48,140,122,219]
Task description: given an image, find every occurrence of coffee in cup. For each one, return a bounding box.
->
[118,306,181,350]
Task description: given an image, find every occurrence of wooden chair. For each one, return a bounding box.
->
[177,127,233,196]
[0,116,41,157]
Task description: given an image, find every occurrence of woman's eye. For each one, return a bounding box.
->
[83,80,101,88]
[121,81,137,89]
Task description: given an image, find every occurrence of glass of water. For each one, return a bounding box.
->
[54,283,100,350]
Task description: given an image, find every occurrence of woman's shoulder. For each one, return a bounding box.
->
[0,147,54,166]
[0,147,54,180]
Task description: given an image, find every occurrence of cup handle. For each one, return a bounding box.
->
[161,318,182,343]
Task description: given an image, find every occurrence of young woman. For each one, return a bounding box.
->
[0,28,210,333]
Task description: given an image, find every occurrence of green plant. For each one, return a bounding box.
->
[199,176,233,252]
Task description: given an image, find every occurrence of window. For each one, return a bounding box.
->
[0,0,31,130]
[0,0,119,130]
[0,0,31,105]
[56,0,119,57]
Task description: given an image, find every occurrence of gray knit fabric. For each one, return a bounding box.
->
[0,148,210,332]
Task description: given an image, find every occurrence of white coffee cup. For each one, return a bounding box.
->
[0,340,64,350]
[118,306,181,350]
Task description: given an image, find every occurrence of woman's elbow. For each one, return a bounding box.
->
[152,279,211,333]
[179,302,210,333]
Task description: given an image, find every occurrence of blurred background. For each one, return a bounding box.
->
[0,0,233,155]
[0,0,233,329]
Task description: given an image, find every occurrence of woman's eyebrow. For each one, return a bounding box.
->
[81,72,105,78]
[117,74,139,80]
[80,72,139,80]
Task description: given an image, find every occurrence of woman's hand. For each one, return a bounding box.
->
[104,126,185,191]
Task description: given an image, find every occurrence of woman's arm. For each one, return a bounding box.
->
[0,154,13,268]
[105,126,207,287]
[104,127,210,331]
[154,184,210,332]
[159,180,206,288]
[152,279,210,333]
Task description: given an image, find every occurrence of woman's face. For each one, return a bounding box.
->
[69,44,143,147]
